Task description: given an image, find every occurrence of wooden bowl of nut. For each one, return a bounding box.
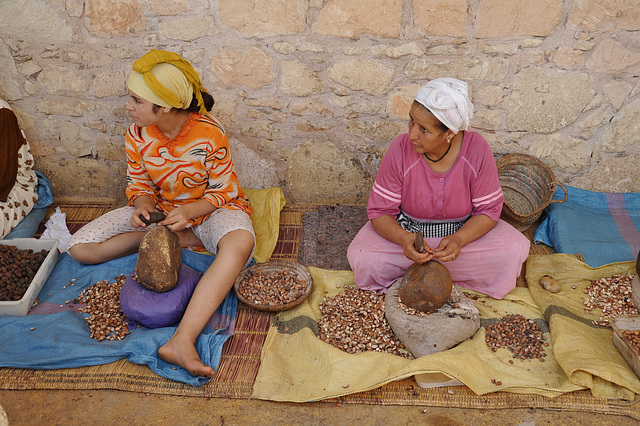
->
[234,260,313,312]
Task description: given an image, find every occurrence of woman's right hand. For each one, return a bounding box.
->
[130,196,158,228]
[401,231,435,264]
[131,206,154,228]
[372,215,435,264]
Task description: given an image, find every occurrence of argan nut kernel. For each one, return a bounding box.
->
[539,275,561,293]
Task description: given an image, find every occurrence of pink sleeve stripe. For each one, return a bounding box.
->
[473,192,503,207]
[372,182,401,204]
[473,188,503,203]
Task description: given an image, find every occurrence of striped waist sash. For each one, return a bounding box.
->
[396,210,467,238]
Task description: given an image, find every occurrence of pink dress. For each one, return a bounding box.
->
[347,131,530,299]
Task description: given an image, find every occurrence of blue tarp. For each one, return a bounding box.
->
[0,249,237,387]
[534,185,640,267]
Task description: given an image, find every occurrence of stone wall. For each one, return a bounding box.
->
[1,0,639,206]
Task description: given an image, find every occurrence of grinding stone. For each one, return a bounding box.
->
[136,226,181,293]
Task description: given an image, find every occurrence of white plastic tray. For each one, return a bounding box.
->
[0,238,59,316]
[414,372,464,389]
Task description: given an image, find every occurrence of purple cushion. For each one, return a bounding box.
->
[120,263,201,328]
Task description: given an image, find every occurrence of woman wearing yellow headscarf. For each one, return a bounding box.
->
[68,50,255,377]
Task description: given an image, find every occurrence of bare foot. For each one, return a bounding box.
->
[158,335,215,377]
[175,228,204,249]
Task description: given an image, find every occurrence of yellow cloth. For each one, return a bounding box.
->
[196,187,285,263]
[128,49,206,113]
[252,267,584,402]
[526,253,640,400]
[245,187,286,263]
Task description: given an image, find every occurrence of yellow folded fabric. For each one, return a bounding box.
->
[526,253,640,400]
[245,187,286,263]
[252,267,584,402]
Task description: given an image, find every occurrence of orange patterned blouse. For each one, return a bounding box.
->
[125,112,251,226]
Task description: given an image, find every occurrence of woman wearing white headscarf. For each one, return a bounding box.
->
[347,78,529,299]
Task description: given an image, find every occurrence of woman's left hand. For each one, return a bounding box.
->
[433,215,498,262]
[160,205,191,232]
[434,234,462,262]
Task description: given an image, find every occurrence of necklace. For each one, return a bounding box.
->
[423,142,452,163]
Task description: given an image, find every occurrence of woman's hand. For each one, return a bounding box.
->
[372,216,437,264]
[433,234,462,262]
[130,196,157,228]
[160,205,192,232]
[401,231,435,264]
[433,215,498,262]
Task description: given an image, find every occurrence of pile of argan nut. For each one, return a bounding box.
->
[485,314,548,362]
[318,285,413,359]
[398,298,430,317]
[621,329,640,352]
[76,274,130,341]
[0,245,48,302]
[583,274,638,326]
[237,268,308,306]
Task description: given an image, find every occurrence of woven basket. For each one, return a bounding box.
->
[234,260,313,312]
[497,153,568,232]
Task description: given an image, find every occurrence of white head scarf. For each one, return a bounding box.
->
[414,78,474,134]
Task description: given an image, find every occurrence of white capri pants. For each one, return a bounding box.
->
[68,206,256,266]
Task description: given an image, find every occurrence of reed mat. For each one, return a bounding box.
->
[6,202,637,421]
[299,205,368,270]
[324,384,640,419]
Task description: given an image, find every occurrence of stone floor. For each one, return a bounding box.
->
[1,389,638,425]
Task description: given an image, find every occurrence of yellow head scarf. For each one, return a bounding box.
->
[127,49,207,114]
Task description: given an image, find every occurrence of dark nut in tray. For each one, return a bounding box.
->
[0,245,48,302]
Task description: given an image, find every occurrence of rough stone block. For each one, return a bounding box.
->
[386,279,480,358]
[136,226,181,293]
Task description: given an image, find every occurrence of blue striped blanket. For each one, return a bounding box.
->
[534,185,640,267]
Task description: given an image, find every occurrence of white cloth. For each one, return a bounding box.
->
[436,286,480,318]
[414,78,474,134]
[40,207,72,252]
